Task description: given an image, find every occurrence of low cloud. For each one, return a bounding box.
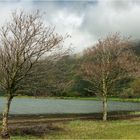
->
[82,0,140,40]
[0,0,140,52]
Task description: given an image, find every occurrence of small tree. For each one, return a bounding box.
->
[0,11,65,138]
[81,33,138,121]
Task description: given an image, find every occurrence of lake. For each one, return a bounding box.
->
[0,97,140,114]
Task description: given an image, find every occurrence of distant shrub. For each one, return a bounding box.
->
[121,88,134,98]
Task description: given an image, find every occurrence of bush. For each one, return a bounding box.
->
[121,88,134,98]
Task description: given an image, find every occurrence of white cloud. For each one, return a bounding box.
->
[0,0,140,52]
[81,0,140,40]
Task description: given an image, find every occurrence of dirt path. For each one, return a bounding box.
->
[8,113,140,126]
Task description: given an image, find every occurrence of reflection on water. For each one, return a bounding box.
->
[0,97,139,114]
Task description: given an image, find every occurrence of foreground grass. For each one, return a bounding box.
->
[11,119,140,139]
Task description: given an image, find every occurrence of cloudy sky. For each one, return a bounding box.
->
[0,0,140,52]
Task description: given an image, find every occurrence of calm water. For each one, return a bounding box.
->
[0,97,140,114]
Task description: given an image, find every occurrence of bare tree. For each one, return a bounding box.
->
[81,33,138,121]
[0,10,65,138]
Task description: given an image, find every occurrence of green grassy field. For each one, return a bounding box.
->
[11,119,140,139]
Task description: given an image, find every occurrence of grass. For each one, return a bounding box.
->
[108,97,140,102]
[46,119,140,139]
[57,96,140,102]
[10,119,140,139]
[10,95,140,102]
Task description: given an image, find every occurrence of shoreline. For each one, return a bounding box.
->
[0,111,139,122]
[0,96,140,102]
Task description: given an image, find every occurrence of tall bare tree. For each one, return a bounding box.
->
[0,10,65,138]
[81,33,138,121]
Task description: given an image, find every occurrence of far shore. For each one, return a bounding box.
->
[0,95,139,102]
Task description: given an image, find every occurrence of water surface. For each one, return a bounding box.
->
[0,97,139,114]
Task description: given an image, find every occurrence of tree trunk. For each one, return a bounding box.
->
[1,95,13,139]
[102,76,108,121]
[103,96,107,121]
